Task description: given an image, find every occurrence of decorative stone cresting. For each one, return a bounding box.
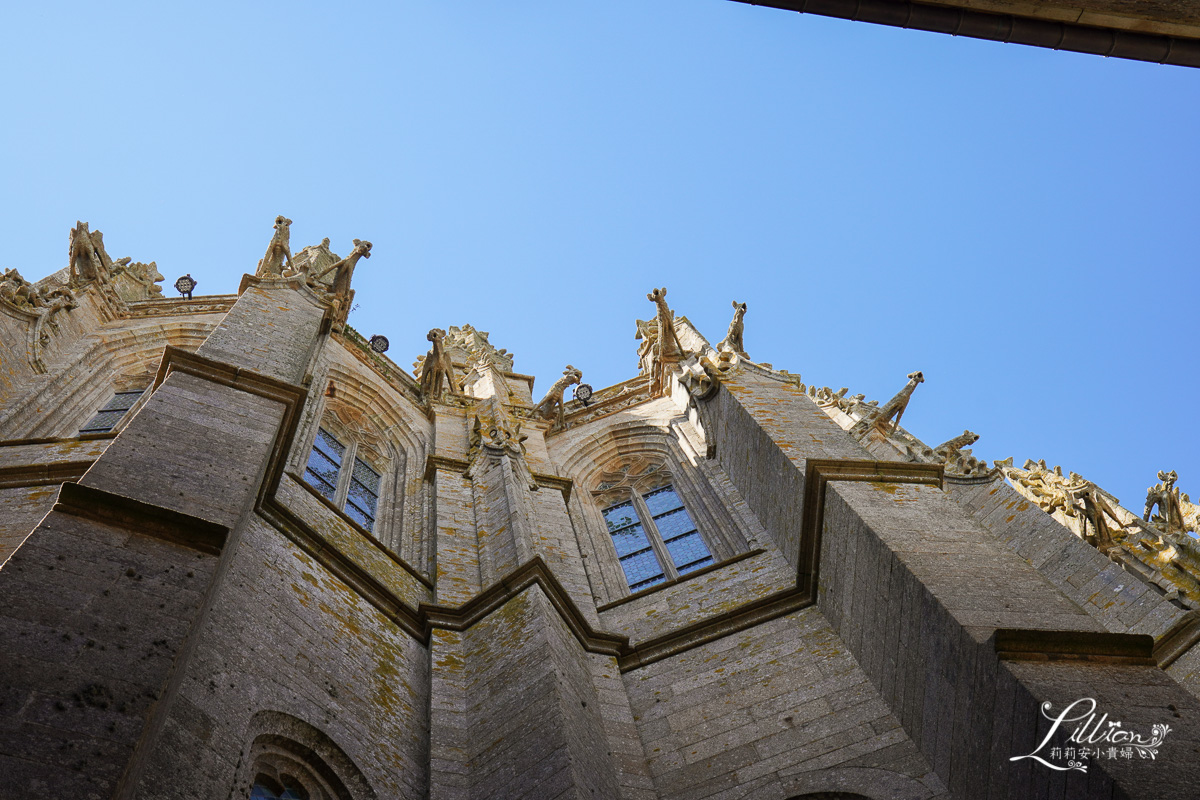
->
[1003,460,1200,607]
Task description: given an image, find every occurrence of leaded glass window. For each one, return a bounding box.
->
[345,458,381,531]
[304,428,344,501]
[600,482,713,593]
[644,486,713,575]
[79,390,144,434]
[302,427,382,533]
[602,501,666,591]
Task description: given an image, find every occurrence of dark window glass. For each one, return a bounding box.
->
[345,458,380,531]
[303,428,344,500]
[251,781,280,799]
[79,390,144,434]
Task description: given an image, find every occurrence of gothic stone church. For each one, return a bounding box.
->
[2,223,1200,800]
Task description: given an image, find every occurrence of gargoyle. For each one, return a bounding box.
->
[68,222,113,286]
[533,365,583,428]
[312,239,371,299]
[418,328,463,401]
[256,215,294,277]
[717,300,748,357]
[871,371,924,433]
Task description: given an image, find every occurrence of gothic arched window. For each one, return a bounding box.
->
[594,457,714,591]
[303,426,382,532]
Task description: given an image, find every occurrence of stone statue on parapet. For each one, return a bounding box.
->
[1144,470,1197,536]
[68,221,115,287]
[110,260,165,302]
[418,328,463,401]
[717,300,748,358]
[534,365,583,429]
[256,215,294,277]
[637,287,689,396]
[870,371,924,433]
[1066,475,1123,554]
[648,287,686,363]
[311,239,371,300]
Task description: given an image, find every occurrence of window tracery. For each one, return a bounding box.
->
[593,456,714,592]
[302,425,383,533]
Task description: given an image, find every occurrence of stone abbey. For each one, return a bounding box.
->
[2,222,1200,800]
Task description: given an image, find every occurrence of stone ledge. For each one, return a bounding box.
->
[993,628,1156,665]
[0,460,93,489]
[53,481,228,556]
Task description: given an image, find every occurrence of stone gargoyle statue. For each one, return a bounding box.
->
[256,215,294,277]
[533,365,583,428]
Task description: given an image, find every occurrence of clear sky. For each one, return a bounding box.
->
[2,1,1197,510]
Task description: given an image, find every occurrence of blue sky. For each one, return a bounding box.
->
[2,1,1197,509]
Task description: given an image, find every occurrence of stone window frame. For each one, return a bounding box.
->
[292,399,403,547]
[232,711,376,800]
[573,424,760,604]
[593,460,715,591]
[74,369,157,437]
[303,425,383,532]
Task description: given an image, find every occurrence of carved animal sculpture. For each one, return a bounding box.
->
[647,288,685,362]
[313,239,371,299]
[1069,481,1121,554]
[419,328,462,401]
[934,430,979,459]
[257,215,294,277]
[871,371,924,433]
[717,300,748,356]
[1145,470,1188,535]
[68,222,106,285]
[533,365,583,428]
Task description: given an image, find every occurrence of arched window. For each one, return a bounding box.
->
[302,426,382,532]
[234,711,376,800]
[594,456,714,591]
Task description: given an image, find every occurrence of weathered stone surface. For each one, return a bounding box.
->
[2,238,1198,799]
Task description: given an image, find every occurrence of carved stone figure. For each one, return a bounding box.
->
[468,397,538,491]
[648,287,685,362]
[934,430,979,460]
[312,239,371,300]
[68,221,114,287]
[717,300,748,357]
[870,371,924,433]
[1144,470,1190,536]
[418,328,463,401]
[111,260,165,303]
[533,365,583,428]
[1067,478,1122,554]
[256,216,294,277]
[636,287,689,396]
[0,269,38,310]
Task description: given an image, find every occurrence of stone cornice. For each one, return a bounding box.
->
[993,628,1156,666]
[126,295,238,318]
[54,481,228,556]
[422,453,574,501]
